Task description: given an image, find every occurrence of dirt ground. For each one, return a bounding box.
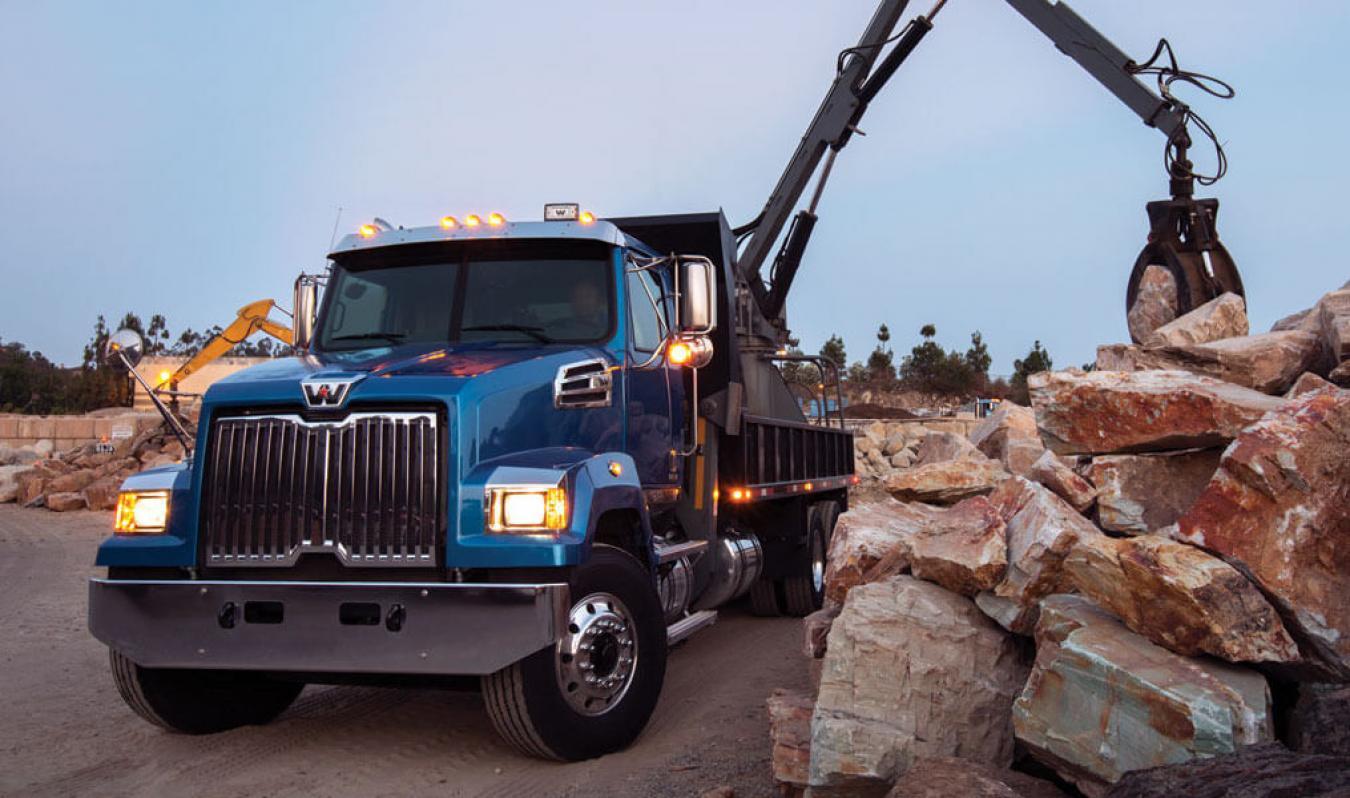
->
[0,505,808,797]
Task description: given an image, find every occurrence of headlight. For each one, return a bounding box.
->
[487,486,567,533]
[114,491,170,535]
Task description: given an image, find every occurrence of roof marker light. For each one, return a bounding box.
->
[579,210,596,225]
[357,224,378,239]
[440,215,458,229]
[487,212,505,227]
[465,214,481,227]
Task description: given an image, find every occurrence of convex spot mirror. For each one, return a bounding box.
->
[103,329,145,369]
[677,256,717,335]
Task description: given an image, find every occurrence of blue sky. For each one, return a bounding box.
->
[2,1,1347,374]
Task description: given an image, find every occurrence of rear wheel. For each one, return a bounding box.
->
[482,545,666,761]
[109,650,303,734]
[782,505,830,616]
[748,579,783,616]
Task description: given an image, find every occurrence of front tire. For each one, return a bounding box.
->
[109,650,303,734]
[482,545,667,761]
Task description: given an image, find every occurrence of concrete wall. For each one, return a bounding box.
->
[0,412,163,451]
[132,356,272,410]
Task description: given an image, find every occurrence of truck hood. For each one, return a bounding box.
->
[203,341,608,408]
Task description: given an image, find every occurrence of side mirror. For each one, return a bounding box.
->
[292,274,320,352]
[678,256,717,335]
[103,329,145,370]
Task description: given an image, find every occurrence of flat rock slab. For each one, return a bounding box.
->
[883,459,1009,505]
[1176,387,1350,679]
[1096,330,1322,395]
[970,402,1045,477]
[1030,370,1282,455]
[824,501,922,606]
[1088,450,1221,535]
[1103,742,1350,798]
[886,757,1070,798]
[1028,449,1097,512]
[1014,595,1273,797]
[810,576,1030,795]
[1064,534,1299,664]
[1143,292,1248,347]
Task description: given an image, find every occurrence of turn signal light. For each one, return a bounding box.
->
[667,340,693,366]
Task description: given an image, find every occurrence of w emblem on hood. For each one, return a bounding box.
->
[300,374,362,408]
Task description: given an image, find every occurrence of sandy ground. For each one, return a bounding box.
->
[0,505,808,797]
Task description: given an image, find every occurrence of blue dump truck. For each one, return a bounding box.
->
[93,0,1219,761]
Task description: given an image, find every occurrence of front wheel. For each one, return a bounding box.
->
[109,650,303,734]
[482,545,667,761]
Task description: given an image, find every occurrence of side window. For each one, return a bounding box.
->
[626,269,667,354]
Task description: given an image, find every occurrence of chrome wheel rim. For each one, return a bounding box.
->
[556,591,638,716]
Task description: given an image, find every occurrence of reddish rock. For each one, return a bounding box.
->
[1103,742,1350,798]
[908,496,1007,597]
[1127,264,1178,343]
[1088,450,1221,535]
[883,459,1009,505]
[1143,292,1248,347]
[82,476,123,511]
[1331,359,1350,387]
[1316,288,1350,364]
[17,473,48,507]
[969,402,1045,476]
[1027,449,1096,513]
[1014,595,1273,796]
[823,502,919,606]
[981,478,1098,634]
[1096,330,1322,395]
[913,430,985,466]
[886,757,1070,798]
[1286,371,1335,397]
[1287,683,1350,757]
[803,607,838,660]
[46,469,96,495]
[1029,370,1282,455]
[1064,533,1299,664]
[1176,388,1350,678]
[45,491,87,512]
[768,688,814,793]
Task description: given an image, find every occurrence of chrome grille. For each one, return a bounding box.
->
[201,411,441,567]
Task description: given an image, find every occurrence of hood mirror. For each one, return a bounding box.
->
[103,328,145,370]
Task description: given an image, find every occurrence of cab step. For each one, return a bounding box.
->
[654,539,708,565]
[667,609,718,646]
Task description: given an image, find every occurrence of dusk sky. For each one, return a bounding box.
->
[2,1,1347,374]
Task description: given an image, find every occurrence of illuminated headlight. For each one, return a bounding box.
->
[114,491,170,535]
[487,486,567,533]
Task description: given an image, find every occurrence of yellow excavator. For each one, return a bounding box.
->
[155,299,293,393]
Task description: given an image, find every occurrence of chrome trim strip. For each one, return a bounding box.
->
[553,358,613,409]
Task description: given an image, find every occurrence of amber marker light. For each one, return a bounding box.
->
[667,340,693,366]
[357,224,378,238]
[608,461,623,477]
[158,370,172,385]
[440,215,458,229]
[729,488,748,502]
[579,210,596,225]
[487,212,505,226]
[465,214,482,227]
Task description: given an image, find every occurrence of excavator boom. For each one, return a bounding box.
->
[159,299,292,389]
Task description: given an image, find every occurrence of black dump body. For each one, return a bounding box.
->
[609,212,854,503]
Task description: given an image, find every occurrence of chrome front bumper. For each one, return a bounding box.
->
[88,578,569,676]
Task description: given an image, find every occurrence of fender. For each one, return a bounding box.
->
[456,448,654,571]
[95,462,198,568]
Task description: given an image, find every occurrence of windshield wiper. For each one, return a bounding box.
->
[461,324,555,343]
[329,332,407,344]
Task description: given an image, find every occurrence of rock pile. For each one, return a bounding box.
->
[0,421,189,511]
[769,283,1350,796]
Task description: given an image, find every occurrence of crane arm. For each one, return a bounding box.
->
[159,299,292,389]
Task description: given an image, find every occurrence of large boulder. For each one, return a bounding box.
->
[1027,450,1096,513]
[1127,264,1178,343]
[1029,370,1282,455]
[81,476,123,511]
[1063,533,1299,664]
[912,430,985,466]
[1286,371,1335,397]
[969,403,1045,476]
[907,496,1007,597]
[45,491,87,512]
[1013,595,1273,796]
[810,576,1030,795]
[823,502,920,606]
[978,478,1098,635]
[885,757,1070,798]
[1143,292,1248,347]
[1269,278,1350,332]
[0,464,35,503]
[1176,387,1350,679]
[1103,742,1350,798]
[768,688,814,794]
[1316,288,1350,365]
[1096,330,1322,395]
[883,459,1009,505]
[1087,450,1221,535]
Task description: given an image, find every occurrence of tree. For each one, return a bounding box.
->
[1010,341,1053,405]
[867,324,895,384]
[778,347,821,387]
[964,331,991,386]
[819,335,846,370]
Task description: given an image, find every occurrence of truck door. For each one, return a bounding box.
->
[624,265,681,486]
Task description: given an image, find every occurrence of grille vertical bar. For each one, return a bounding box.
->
[201,411,441,567]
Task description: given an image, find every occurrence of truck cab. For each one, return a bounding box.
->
[89,208,855,760]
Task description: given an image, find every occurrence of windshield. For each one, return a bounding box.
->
[317,240,615,351]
